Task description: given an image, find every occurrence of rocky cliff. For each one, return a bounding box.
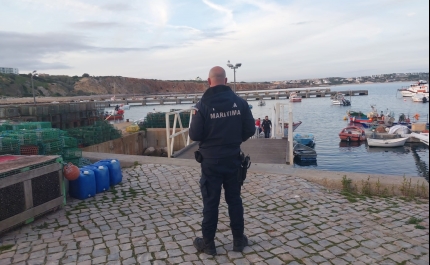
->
[0,74,299,98]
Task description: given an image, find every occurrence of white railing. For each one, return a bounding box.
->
[165,108,194,158]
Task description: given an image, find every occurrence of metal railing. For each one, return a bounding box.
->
[165,108,194,158]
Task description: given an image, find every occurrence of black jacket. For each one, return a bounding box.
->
[189,85,255,159]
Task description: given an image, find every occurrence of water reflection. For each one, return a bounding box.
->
[366,146,407,154]
[406,144,429,181]
[339,141,364,148]
[294,157,318,167]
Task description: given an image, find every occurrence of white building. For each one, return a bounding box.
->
[0,67,19,74]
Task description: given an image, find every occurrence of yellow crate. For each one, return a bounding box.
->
[126,124,140,133]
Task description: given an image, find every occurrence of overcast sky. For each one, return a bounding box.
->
[0,0,428,81]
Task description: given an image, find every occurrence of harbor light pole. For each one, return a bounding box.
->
[31,70,38,104]
[227,61,242,93]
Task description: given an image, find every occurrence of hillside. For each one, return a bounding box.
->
[0,74,294,99]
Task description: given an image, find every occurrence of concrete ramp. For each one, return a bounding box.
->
[173,138,288,164]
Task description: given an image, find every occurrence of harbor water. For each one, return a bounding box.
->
[115,82,429,180]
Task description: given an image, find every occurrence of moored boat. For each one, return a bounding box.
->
[411,93,429,103]
[105,109,124,121]
[331,92,351,106]
[293,133,315,147]
[283,121,302,136]
[339,126,366,141]
[289,92,302,102]
[410,132,429,146]
[366,136,408,147]
[293,143,317,160]
[399,80,428,97]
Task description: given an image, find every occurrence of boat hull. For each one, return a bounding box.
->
[339,126,366,141]
[366,137,408,147]
[294,133,315,147]
[293,143,317,160]
[105,115,124,121]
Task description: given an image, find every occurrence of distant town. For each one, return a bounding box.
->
[271,72,429,86]
[1,67,428,85]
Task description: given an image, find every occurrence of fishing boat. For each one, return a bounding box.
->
[398,80,428,97]
[289,92,302,102]
[410,132,429,146]
[257,100,266,106]
[105,109,124,121]
[366,136,409,147]
[293,143,317,160]
[283,121,302,136]
[339,126,366,141]
[331,92,351,106]
[293,133,315,147]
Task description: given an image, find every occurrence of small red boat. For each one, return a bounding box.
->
[339,126,366,141]
[105,109,124,121]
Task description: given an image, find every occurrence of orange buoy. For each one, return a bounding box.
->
[63,163,80,181]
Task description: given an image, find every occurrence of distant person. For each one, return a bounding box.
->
[255,118,262,134]
[262,116,272,138]
[189,66,255,255]
[114,104,119,111]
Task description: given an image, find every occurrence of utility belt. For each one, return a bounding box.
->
[194,150,251,186]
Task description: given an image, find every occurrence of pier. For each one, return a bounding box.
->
[107,88,368,106]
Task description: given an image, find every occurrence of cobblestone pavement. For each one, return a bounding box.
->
[0,164,429,265]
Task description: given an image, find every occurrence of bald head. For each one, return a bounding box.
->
[208,66,227,87]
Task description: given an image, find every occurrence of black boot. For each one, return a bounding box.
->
[193,237,217,256]
[233,235,248,252]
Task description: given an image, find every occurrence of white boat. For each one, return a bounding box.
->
[410,132,429,146]
[331,92,351,106]
[411,93,429,103]
[120,104,131,110]
[399,80,428,97]
[367,137,409,147]
[289,92,302,102]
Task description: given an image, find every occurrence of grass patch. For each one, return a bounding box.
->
[407,217,423,225]
[340,175,429,201]
[0,244,14,252]
[415,225,426,230]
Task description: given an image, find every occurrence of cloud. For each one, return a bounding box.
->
[100,3,132,11]
[70,21,123,29]
[202,0,233,21]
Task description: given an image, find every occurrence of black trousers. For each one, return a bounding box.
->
[199,156,243,241]
[264,128,271,138]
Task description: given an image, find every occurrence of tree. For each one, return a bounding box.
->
[82,73,90,77]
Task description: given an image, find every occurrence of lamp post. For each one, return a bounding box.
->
[31,70,37,104]
[227,61,242,93]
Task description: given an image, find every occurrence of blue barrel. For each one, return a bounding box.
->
[69,169,96,200]
[93,159,122,186]
[82,165,110,193]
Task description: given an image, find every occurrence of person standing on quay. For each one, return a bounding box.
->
[255,117,262,135]
[262,116,272,138]
[189,66,256,255]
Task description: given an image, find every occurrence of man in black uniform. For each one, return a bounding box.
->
[189,66,255,255]
[262,116,272,138]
